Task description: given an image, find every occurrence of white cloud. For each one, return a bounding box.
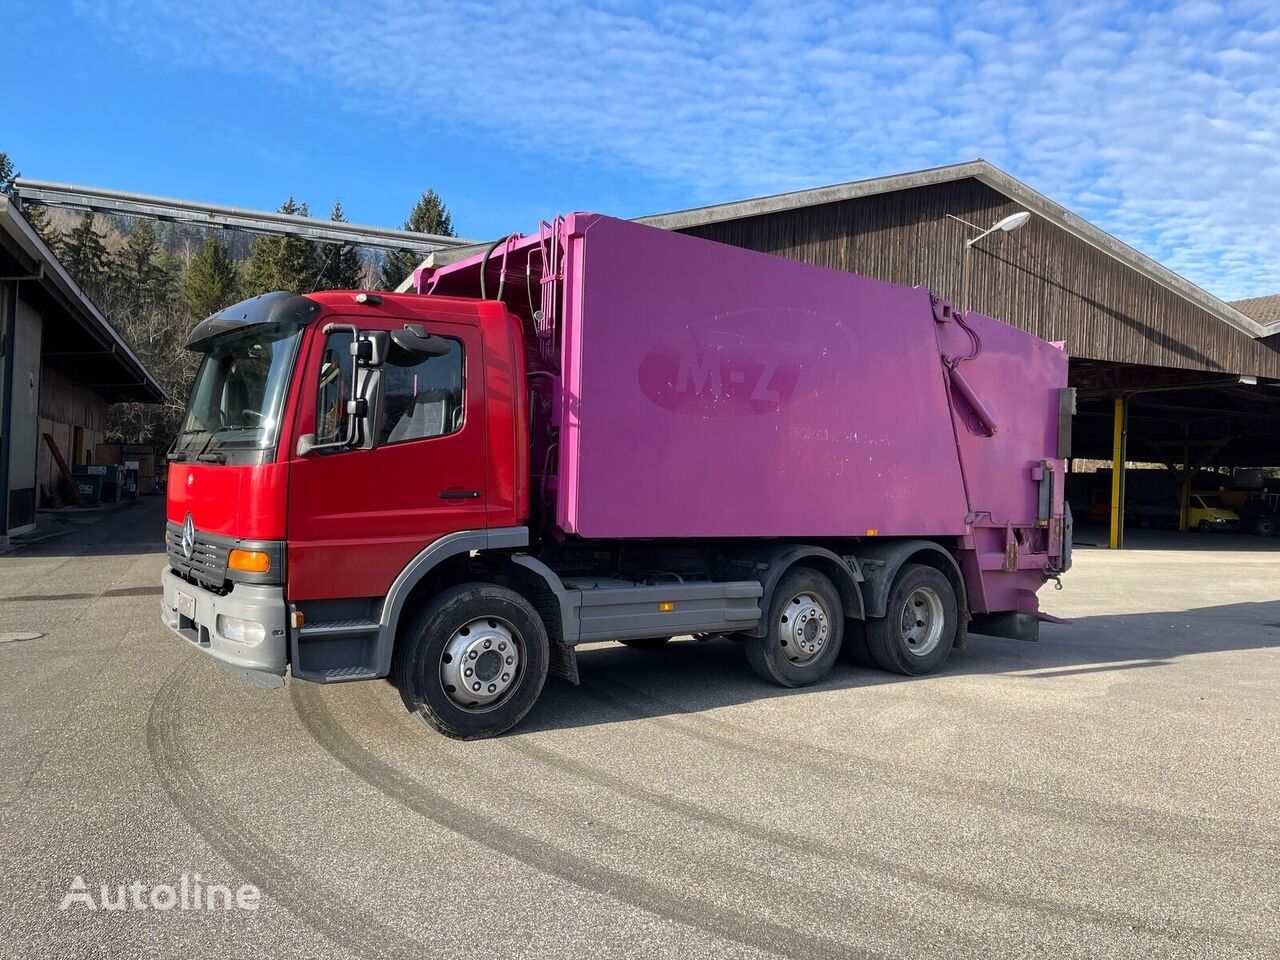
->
[76,0,1280,299]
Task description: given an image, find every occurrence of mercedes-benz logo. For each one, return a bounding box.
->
[181,513,195,560]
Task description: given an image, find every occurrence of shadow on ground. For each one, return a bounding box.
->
[513,599,1280,735]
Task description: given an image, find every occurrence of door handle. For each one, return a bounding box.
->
[439,490,481,500]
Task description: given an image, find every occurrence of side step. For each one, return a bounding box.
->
[292,618,384,683]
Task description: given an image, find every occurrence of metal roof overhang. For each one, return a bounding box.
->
[0,196,166,404]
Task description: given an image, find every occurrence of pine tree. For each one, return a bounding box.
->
[242,197,317,296]
[21,203,58,250]
[314,200,364,291]
[380,188,455,290]
[116,220,175,303]
[0,151,16,194]
[183,233,240,319]
[60,212,111,296]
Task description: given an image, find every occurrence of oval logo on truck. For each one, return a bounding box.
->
[181,513,196,560]
[636,308,852,417]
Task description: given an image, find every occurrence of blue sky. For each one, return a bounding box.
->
[4,0,1278,300]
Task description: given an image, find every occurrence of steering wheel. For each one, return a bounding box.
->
[241,409,263,424]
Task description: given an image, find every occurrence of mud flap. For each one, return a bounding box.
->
[548,637,580,685]
[968,611,1040,642]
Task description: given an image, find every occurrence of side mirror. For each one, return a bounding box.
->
[388,324,451,366]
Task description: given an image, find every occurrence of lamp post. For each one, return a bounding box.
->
[950,211,1032,314]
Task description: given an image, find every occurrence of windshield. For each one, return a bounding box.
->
[1198,495,1231,509]
[173,321,306,460]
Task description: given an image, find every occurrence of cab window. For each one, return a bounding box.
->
[380,339,465,445]
[315,330,354,444]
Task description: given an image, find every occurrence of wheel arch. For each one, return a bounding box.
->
[374,528,579,683]
[855,539,969,646]
[730,544,864,638]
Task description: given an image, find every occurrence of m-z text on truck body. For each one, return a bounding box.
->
[162,213,1072,738]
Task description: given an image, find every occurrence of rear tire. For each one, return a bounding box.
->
[865,564,958,676]
[746,568,843,687]
[394,583,548,740]
[619,637,672,649]
[1255,517,1276,537]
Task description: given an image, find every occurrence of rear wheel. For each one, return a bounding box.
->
[1255,517,1276,537]
[394,583,548,740]
[865,564,958,676]
[619,637,673,650]
[746,568,843,687]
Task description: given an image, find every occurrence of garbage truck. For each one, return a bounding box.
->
[161,213,1073,739]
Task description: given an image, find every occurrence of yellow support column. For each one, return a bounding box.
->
[1109,396,1127,549]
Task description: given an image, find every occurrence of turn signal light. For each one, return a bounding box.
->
[228,549,271,573]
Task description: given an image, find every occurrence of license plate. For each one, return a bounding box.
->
[175,591,196,620]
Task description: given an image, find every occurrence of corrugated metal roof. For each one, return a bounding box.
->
[1230,293,1280,327]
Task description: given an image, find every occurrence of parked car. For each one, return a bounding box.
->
[1188,495,1240,532]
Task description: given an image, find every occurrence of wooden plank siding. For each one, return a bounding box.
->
[676,178,1280,379]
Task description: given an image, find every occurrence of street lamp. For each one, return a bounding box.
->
[949,210,1032,313]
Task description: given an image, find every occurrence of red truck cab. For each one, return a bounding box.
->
[163,290,528,685]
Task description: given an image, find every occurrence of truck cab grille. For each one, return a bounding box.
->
[165,521,231,589]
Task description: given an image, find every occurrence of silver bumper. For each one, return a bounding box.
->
[160,566,289,684]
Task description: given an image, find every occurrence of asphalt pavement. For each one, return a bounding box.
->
[1,497,1277,959]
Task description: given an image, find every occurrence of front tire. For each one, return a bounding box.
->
[1255,517,1276,537]
[746,568,843,687]
[394,583,549,740]
[865,564,958,676]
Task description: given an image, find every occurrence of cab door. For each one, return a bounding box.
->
[286,315,487,601]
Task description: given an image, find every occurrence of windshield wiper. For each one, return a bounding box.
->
[168,426,211,462]
[194,424,254,462]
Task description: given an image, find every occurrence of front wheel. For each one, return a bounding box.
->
[746,568,843,687]
[1197,520,1211,532]
[394,583,549,740]
[865,564,958,676]
[1255,517,1276,537]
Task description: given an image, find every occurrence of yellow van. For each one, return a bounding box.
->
[1188,494,1240,532]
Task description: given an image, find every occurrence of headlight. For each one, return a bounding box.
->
[217,615,266,645]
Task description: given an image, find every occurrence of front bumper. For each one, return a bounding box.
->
[160,566,289,684]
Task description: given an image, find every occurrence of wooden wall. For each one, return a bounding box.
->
[678,179,1280,379]
[35,362,107,501]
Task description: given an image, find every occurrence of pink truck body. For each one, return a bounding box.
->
[421,213,1069,623]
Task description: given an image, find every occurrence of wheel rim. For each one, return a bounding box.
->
[899,586,945,657]
[778,592,830,663]
[439,617,523,711]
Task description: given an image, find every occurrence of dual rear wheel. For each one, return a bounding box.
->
[744,562,959,687]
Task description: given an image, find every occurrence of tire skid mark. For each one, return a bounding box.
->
[505,738,1256,948]
[146,665,433,960]
[319,685,997,956]
[587,668,1275,856]
[291,680,881,960]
